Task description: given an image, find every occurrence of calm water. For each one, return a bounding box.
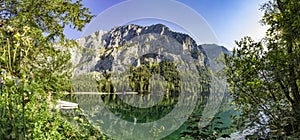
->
[62,92,233,140]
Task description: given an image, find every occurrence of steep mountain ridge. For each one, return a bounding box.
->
[72,24,215,75]
[201,44,231,72]
[104,24,198,50]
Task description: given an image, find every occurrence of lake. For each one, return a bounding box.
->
[62,92,234,139]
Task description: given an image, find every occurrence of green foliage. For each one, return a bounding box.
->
[0,0,106,139]
[72,61,181,94]
[97,73,115,93]
[179,93,233,140]
[72,73,99,92]
[181,114,231,140]
[225,0,300,138]
[63,109,109,140]
[129,61,180,94]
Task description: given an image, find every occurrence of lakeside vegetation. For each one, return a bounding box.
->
[0,0,104,139]
[225,0,300,138]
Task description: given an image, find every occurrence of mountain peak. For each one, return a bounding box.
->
[73,24,209,75]
[145,23,169,30]
[104,24,197,49]
[111,24,169,31]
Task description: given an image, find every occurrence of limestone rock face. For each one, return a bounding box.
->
[201,44,231,72]
[71,24,210,75]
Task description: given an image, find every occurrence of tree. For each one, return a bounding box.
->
[0,0,105,139]
[225,0,300,138]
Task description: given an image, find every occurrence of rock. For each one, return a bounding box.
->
[71,24,210,75]
[201,44,231,72]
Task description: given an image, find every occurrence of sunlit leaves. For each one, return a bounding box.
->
[226,0,300,138]
[0,0,98,139]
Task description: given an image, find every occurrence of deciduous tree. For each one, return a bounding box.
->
[0,0,105,139]
[226,0,300,138]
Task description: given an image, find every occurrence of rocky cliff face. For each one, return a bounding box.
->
[72,24,209,75]
[201,44,231,72]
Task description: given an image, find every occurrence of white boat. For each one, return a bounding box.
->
[55,100,78,110]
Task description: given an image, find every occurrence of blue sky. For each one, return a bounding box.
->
[64,0,269,50]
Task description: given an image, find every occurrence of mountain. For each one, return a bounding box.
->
[72,24,211,75]
[201,44,231,72]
